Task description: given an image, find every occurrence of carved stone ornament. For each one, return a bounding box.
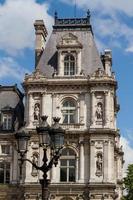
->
[57,33,83,49]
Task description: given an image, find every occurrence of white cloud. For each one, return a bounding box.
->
[0,0,53,55]
[60,0,133,53]
[0,57,30,81]
[60,0,133,16]
[121,136,133,176]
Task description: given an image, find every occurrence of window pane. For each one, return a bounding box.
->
[6,170,10,183]
[69,168,75,182]
[62,149,68,155]
[70,115,74,123]
[8,118,12,129]
[69,159,75,166]
[69,149,75,155]
[63,114,68,124]
[60,168,67,182]
[61,160,67,166]
[0,163,4,183]
[1,145,10,154]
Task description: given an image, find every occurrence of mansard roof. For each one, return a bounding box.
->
[37,12,103,77]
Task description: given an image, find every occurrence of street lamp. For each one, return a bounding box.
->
[15,116,65,200]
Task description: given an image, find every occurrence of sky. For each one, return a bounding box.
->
[0,0,133,173]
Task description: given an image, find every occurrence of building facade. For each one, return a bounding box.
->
[0,12,124,200]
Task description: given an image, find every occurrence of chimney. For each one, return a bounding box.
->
[101,49,112,76]
[34,20,48,68]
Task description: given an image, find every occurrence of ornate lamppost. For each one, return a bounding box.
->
[15,116,65,200]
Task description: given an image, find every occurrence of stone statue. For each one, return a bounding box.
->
[96,103,103,120]
[96,153,102,176]
[31,153,38,176]
[34,103,40,121]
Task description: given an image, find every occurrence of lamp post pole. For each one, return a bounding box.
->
[15,116,65,200]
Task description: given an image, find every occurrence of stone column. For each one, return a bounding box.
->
[110,141,115,182]
[77,51,81,75]
[90,140,95,182]
[58,51,61,75]
[52,94,57,118]
[51,166,57,183]
[103,140,109,182]
[12,145,18,183]
[79,93,84,123]
[104,91,109,127]
[91,91,95,126]
[28,93,33,127]
[84,139,89,182]
[41,93,46,116]
[79,138,84,182]
[24,93,28,123]
[76,157,79,182]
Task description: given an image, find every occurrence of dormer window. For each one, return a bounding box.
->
[64,54,75,75]
[0,106,13,131]
[56,33,82,76]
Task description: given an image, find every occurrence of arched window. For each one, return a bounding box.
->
[60,148,76,182]
[62,99,76,124]
[64,54,75,75]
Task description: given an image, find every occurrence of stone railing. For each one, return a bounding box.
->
[60,123,84,130]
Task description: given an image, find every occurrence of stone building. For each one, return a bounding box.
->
[0,12,124,200]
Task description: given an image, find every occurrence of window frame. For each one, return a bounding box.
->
[2,114,12,130]
[60,148,76,182]
[0,162,10,184]
[62,99,76,124]
[64,54,76,76]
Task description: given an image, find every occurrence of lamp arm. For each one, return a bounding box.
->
[47,147,63,169]
[19,158,41,170]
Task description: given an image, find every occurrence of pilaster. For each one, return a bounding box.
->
[79,137,84,183]
[103,140,109,182]
[90,91,95,127]
[90,140,95,182]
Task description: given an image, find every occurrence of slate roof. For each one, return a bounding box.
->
[37,12,103,77]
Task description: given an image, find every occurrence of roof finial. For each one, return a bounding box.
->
[87,9,91,23]
[74,0,77,18]
[55,11,58,19]
[54,11,58,24]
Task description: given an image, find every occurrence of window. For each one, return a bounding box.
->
[60,148,76,182]
[0,162,10,184]
[2,114,12,130]
[62,100,76,124]
[1,145,10,155]
[64,54,75,75]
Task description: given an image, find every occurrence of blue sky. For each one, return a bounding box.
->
[0,0,133,170]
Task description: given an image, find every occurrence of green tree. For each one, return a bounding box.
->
[123,164,133,200]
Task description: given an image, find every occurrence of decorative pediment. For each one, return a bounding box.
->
[57,33,82,49]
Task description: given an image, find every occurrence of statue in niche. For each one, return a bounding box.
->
[34,103,40,121]
[95,102,103,120]
[31,153,38,176]
[96,153,103,176]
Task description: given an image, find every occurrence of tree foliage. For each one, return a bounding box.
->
[123,164,133,200]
